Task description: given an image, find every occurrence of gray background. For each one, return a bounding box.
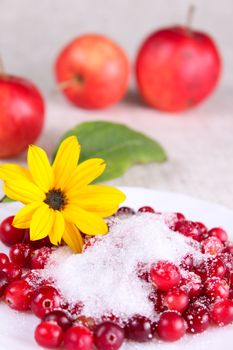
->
[1,0,233,209]
[1,0,233,92]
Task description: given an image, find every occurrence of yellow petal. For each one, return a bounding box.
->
[0,164,32,182]
[49,210,65,246]
[13,202,43,229]
[63,204,108,235]
[28,145,54,192]
[63,221,83,253]
[53,136,80,189]
[30,205,55,241]
[4,179,45,204]
[63,158,106,193]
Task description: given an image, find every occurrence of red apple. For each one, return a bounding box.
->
[55,34,130,109]
[136,26,221,112]
[0,75,45,158]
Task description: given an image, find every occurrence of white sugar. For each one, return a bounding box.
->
[42,214,204,321]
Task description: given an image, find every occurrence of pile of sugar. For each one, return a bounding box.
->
[42,213,204,321]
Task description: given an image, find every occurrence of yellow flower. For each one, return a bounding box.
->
[0,136,126,252]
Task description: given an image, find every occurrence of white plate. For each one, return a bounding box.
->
[0,187,233,350]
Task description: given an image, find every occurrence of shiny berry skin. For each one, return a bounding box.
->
[150,260,181,292]
[196,257,226,280]
[164,288,189,312]
[180,272,202,297]
[0,216,26,246]
[195,222,207,235]
[175,220,202,241]
[157,312,186,342]
[44,310,72,331]
[30,247,52,269]
[183,303,210,334]
[210,299,233,326]
[0,270,9,297]
[94,321,125,350]
[1,262,22,281]
[31,285,61,318]
[208,227,228,243]
[4,279,33,311]
[9,243,32,267]
[223,244,233,255]
[138,206,155,213]
[0,252,9,267]
[116,207,135,216]
[35,321,64,349]
[167,213,185,230]
[201,237,223,255]
[125,315,153,342]
[204,277,229,301]
[64,325,93,350]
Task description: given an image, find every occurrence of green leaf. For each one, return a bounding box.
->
[0,195,14,203]
[53,121,167,183]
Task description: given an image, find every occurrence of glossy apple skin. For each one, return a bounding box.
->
[0,75,45,158]
[136,26,221,112]
[55,34,130,109]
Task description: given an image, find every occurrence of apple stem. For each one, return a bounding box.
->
[186,5,195,31]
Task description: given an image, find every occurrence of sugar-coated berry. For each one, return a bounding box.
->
[208,228,228,243]
[64,325,93,350]
[30,247,52,270]
[9,243,32,267]
[149,289,166,313]
[4,279,33,311]
[157,312,186,342]
[35,321,64,349]
[44,310,72,331]
[204,277,229,301]
[0,270,9,297]
[0,216,26,247]
[94,321,125,350]
[150,260,181,292]
[180,272,202,297]
[175,220,202,241]
[201,237,223,255]
[210,299,233,326]
[1,262,22,281]
[183,303,210,334]
[125,315,153,342]
[31,285,61,318]
[0,252,9,267]
[138,206,155,213]
[164,288,189,313]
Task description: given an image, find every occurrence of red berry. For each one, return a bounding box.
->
[164,288,189,313]
[75,315,96,331]
[94,321,125,350]
[201,237,223,255]
[125,315,153,342]
[0,270,9,297]
[183,303,210,334]
[210,299,233,326]
[204,277,229,301]
[138,206,155,213]
[137,262,150,282]
[24,229,52,248]
[44,310,72,331]
[0,216,26,246]
[1,262,22,281]
[196,257,226,280]
[208,227,228,243]
[31,285,61,318]
[175,220,202,241]
[9,243,32,267]
[148,289,166,313]
[180,254,194,271]
[195,222,207,235]
[30,247,52,269]
[150,260,181,292]
[35,321,64,349]
[64,325,93,350]
[0,252,9,267]
[223,244,233,255]
[180,272,202,297]
[4,279,33,311]
[157,312,186,342]
[116,207,135,216]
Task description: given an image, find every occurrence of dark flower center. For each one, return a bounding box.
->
[44,189,67,210]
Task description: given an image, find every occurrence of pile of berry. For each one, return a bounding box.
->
[0,207,233,350]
